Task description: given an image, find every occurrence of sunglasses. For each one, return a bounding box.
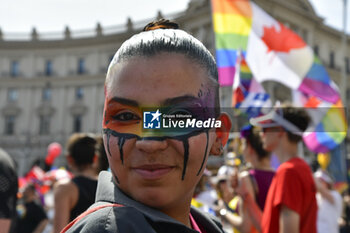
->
[262,126,283,133]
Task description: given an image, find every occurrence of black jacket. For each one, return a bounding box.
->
[65,171,225,233]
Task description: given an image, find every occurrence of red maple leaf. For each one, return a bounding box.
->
[232,87,245,107]
[261,22,307,53]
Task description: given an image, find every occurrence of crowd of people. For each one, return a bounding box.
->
[0,19,349,233]
[0,133,108,233]
[192,107,350,233]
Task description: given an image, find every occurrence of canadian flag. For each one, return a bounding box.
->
[246,2,314,89]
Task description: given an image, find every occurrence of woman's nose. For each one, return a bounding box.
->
[135,138,168,153]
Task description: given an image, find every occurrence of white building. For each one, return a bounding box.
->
[0,0,349,175]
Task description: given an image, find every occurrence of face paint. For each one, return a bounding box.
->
[103,87,216,182]
[103,128,209,182]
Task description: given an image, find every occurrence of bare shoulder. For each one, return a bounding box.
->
[54,178,78,197]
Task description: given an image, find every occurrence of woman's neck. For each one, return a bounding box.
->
[250,152,273,171]
[74,166,98,179]
[255,157,273,171]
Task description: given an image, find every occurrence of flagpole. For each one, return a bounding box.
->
[340,0,348,105]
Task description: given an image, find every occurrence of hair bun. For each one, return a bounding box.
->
[143,19,179,31]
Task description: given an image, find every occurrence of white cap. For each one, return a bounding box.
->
[250,108,304,136]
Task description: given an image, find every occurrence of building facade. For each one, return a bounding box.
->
[0,0,349,175]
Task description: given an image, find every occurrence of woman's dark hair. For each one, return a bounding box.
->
[106,19,220,111]
[67,133,97,167]
[241,125,269,160]
[143,19,179,31]
[95,135,109,172]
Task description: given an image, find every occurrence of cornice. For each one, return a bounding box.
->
[2,104,21,116]
[0,74,105,88]
[69,103,88,115]
[0,31,134,50]
[37,104,55,116]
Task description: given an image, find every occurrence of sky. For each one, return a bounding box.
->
[0,0,349,36]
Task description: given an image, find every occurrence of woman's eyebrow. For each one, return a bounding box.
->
[162,95,200,106]
[109,96,139,107]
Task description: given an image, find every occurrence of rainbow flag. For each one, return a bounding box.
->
[212,0,252,86]
[303,97,347,152]
[292,92,347,153]
[213,0,347,152]
[212,0,339,104]
[298,56,340,103]
[212,0,314,90]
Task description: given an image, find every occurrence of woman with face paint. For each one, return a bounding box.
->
[62,19,232,233]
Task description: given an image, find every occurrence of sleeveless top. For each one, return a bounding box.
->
[249,169,275,210]
[70,176,98,221]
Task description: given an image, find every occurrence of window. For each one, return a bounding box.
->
[39,115,50,135]
[73,115,82,132]
[78,58,85,74]
[301,29,308,43]
[346,88,350,100]
[75,87,84,100]
[10,61,19,77]
[4,115,15,135]
[345,57,350,74]
[313,45,319,57]
[42,88,52,101]
[7,88,18,102]
[329,51,335,68]
[45,60,53,76]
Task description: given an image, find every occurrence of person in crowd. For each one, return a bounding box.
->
[53,133,98,233]
[216,165,241,233]
[192,169,217,215]
[219,125,275,233]
[0,148,18,233]
[340,190,350,233]
[18,183,48,233]
[238,104,317,233]
[215,175,234,211]
[62,19,232,233]
[314,169,343,233]
[215,165,235,211]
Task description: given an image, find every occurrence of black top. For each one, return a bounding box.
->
[66,171,225,233]
[18,201,47,233]
[0,148,17,219]
[0,148,18,233]
[70,176,98,221]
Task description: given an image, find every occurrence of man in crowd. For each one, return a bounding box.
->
[239,105,317,233]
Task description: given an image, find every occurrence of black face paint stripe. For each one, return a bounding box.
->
[196,130,209,176]
[111,170,120,184]
[181,139,189,181]
[102,128,209,181]
[118,137,126,164]
[106,130,112,157]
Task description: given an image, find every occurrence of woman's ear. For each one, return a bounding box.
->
[210,113,232,156]
[66,155,76,168]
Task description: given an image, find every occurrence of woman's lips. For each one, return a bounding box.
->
[133,164,174,180]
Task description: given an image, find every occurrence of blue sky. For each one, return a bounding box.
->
[0,0,348,34]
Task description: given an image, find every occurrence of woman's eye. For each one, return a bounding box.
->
[112,112,140,121]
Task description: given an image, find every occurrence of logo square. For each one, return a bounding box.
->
[143,110,161,129]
